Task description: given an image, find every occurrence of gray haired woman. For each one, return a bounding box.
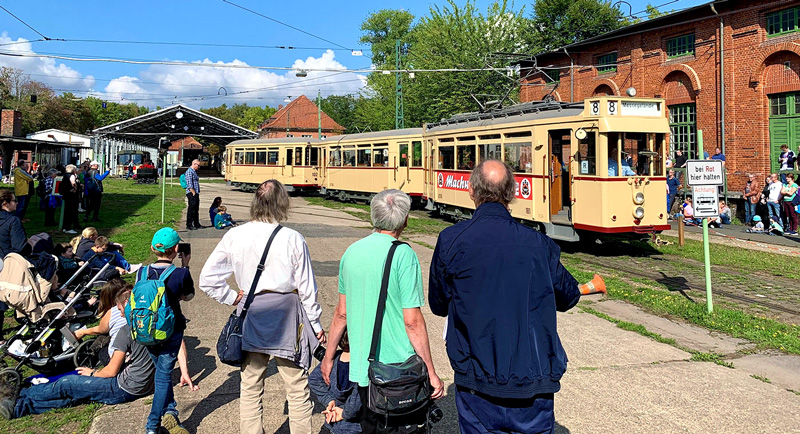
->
[199,179,325,434]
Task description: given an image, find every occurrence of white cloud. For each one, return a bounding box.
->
[0,34,365,108]
[0,33,96,92]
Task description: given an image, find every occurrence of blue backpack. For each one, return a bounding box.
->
[179,173,187,189]
[125,265,176,345]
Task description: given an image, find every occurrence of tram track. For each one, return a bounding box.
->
[570,255,800,320]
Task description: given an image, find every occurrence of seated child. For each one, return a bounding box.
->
[82,236,131,280]
[209,196,222,223]
[309,331,361,434]
[768,216,784,236]
[54,242,83,287]
[213,206,235,229]
[746,215,765,233]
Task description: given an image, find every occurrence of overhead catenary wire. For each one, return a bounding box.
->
[55,38,371,53]
[0,5,58,41]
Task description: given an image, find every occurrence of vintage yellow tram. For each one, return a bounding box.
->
[225,137,321,192]
[425,96,670,241]
[226,96,670,241]
[318,129,426,203]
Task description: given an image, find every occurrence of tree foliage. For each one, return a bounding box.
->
[0,67,147,135]
[528,0,626,52]
[360,9,415,67]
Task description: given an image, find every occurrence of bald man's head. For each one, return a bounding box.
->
[469,159,515,206]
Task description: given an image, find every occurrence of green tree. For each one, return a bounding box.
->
[645,4,671,19]
[320,94,360,133]
[360,9,416,67]
[528,0,626,51]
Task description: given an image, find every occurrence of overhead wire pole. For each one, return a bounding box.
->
[395,39,404,130]
[318,89,322,139]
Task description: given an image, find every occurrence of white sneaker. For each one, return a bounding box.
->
[63,229,77,234]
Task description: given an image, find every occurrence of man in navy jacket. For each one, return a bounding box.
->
[429,159,580,434]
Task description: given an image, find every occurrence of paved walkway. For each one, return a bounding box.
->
[90,185,800,434]
[664,221,800,256]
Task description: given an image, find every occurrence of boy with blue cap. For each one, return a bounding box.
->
[141,227,194,434]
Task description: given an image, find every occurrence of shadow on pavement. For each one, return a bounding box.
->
[655,271,696,302]
[176,336,218,385]
[183,370,240,432]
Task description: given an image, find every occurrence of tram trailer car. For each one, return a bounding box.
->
[225,137,322,193]
[116,151,151,177]
[424,96,671,241]
[318,128,426,204]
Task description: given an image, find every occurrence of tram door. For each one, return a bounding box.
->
[549,130,572,216]
[286,148,293,177]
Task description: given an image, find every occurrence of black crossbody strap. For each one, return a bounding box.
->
[368,240,407,362]
[240,225,283,318]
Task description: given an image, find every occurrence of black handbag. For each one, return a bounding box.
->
[216,225,283,367]
[367,240,431,418]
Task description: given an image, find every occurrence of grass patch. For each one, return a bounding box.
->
[0,403,100,434]
[0,178,186,434]
[569,267,800,355]
[411,240,435,250]
[690,352,735,368]
[19,178,186,264]
[577,366,599,371]
[751,374,771,384]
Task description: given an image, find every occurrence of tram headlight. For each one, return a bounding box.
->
[634,192,645,205]
[633,206,645,219]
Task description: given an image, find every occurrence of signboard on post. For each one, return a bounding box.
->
[684,160,723,314]
[692,186,719,218]
[686,160,724,186]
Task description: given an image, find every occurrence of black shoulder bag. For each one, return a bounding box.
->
[367,240,431,418]
[217,225,283,367]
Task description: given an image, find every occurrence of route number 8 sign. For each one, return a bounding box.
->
[607,100,617,115]
[590,101,600,116]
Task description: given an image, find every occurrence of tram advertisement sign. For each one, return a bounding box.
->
[692,186,719,218]
[435,171,533,199]
[686,160,724,186]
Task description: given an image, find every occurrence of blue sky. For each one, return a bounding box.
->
[0,0,706,109]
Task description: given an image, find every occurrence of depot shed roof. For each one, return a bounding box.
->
[92,104,257,148]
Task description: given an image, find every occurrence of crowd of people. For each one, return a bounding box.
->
[0,158,581,434]
[7,159,110,234]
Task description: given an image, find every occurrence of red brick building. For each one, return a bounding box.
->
[168,137,205,166]
[519,0,800,194]
[258,95,344,139]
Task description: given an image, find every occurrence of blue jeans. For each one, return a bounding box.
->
[667,193,676,215]
[15,194,29,219]
[768,202,783,229]
[14,374,136,418]
[745,201,756,224]
[145,332,183,431]
[456,386,555,434]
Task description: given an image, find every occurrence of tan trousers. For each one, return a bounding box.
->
[240,352,313,434]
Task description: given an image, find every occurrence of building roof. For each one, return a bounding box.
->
[27,128,92,140]
[259,95,345,132]
[0,136,75,148]
[92,104,257,147]
[169,137,204,150]
[517,0,730,66]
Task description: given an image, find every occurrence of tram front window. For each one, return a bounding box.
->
[606,133,664,176]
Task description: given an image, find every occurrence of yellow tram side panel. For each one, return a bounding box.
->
[425,96,671,235]
[320,129,425,198]
[226,138,322,189]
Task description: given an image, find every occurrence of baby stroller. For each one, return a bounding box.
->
[0,253,113,390]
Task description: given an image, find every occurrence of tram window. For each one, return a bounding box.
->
[457,145,476,170]
[438,146,455,170]
[357,148,372,167]
[624,133,645,175]
[504,143,532,173]
[412,141,423,167]
[245,151,255,165]
[256,151,267,165]
[576,133,597,175]
[399,144,409,167]
[478,144,501,162]
[343,148,356,167]
[652,134,665,176]
[286,149,293,166]
[307,147,319,166]
[329,147,341,166]
[374,148,388,167]
[293,147,302,165]
[267,151,279,165]
[235,151,244,164]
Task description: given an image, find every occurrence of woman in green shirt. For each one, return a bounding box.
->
[781,173,799,235]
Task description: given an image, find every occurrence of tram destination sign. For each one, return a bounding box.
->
[686,160,724,186]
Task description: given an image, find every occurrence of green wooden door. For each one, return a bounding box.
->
[769,92,800,172]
